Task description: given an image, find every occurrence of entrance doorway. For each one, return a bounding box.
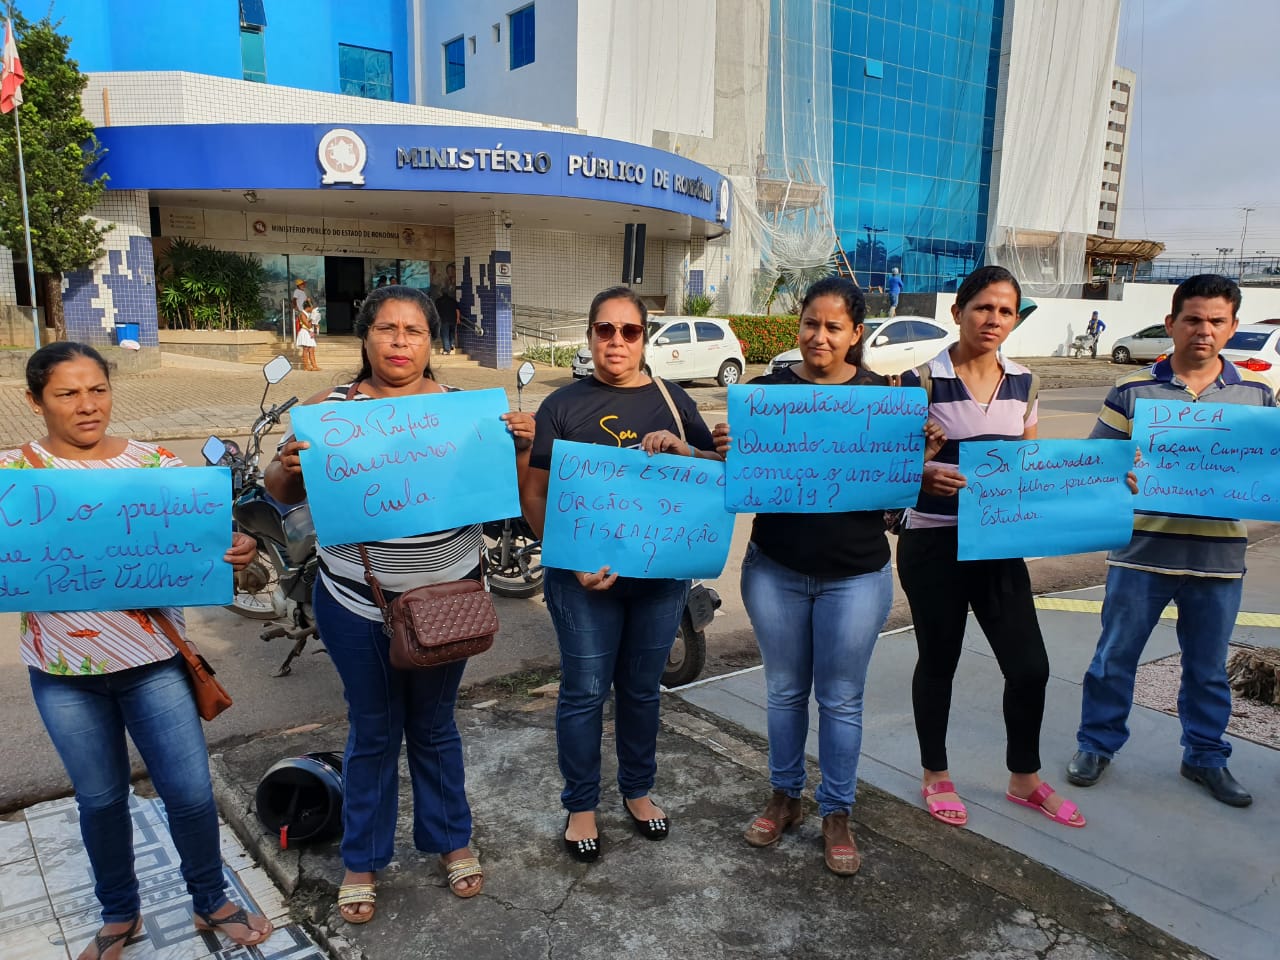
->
[324,257,365,335]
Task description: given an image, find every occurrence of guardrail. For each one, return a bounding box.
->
[512,304,587,367]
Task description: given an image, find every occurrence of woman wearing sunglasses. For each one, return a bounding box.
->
[520,286,720,863]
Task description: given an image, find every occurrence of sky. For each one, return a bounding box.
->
[1115,0,1280,259]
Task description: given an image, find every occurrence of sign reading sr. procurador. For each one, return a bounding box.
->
[0,467,233,613]
[724,384,929,512]
[290,388,520,546]
[957,440,1135,560]
[542,441,734,579]
[1130,399,1280,521]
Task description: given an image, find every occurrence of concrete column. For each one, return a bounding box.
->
[453,211,513,370]
[61,190,158,347]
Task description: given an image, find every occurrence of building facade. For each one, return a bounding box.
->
[1096,66,1135,239]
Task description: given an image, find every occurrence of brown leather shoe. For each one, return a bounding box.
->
[822,812,861,876]
[744,789,804,847]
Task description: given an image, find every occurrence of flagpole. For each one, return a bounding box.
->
[13,101,39,347]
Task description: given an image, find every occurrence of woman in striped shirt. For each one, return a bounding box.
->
[5,342,273,959]
[266,286,535,921]
[898,266,1086,831]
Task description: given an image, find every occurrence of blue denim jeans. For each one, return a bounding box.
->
[314,581,472,870]
[1076,565,1242,767]
[740,543,893,816]
[28,655,227,923]
[544,567,689,811]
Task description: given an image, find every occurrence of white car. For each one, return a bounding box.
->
[1220,323,1280,393]
[762,316,957,377]
[1110,324,1174,364]
[571,316,747,386]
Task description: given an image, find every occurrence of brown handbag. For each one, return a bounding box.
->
[19,444,234,721]
[357,545,498,669]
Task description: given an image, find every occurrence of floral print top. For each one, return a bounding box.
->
[1,439,188,675]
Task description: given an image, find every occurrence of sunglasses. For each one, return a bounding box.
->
[591,321,645,343]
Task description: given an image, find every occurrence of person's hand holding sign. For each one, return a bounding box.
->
[501,411,536,452]
[922,462,966,497]
[640,429,694,458]
[225,531,260,571]
[575,566,619,591]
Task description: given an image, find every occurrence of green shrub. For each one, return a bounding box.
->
[520,344,581,366]
[725,314,798,363]
[682,291,716,316]
[155,238,266,330]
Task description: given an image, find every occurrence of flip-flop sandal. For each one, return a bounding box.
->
[194,905,274,944]
[921,779,968,827]
[85,915,144,960]
[441,856,484,899]
[336,883,378,924]
[1006,782,1086,828]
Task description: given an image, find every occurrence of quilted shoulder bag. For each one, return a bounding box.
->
[357,545,498,669]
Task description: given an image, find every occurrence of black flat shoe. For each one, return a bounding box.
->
[623,797,669,841]
[1066,750,1110,787]
[562,814,600,862]
[1180,763,1252,807]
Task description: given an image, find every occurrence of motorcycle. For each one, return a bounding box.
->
[663,581,718,688]
[484,361,545,599]
[202,356,321,677]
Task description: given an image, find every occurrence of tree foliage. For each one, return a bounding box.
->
[0,13,109,338]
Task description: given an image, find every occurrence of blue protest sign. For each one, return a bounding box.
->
[542,440,734,579]
[291,388,519,546]
[957,440,1135,560]
[0,467,233,613]
[1130,399,1280,521]
[724,384,929,512]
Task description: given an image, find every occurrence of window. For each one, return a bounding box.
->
[509,4,535,70]
[239,0,266,27]
[695,322,725,342]
[908,321,948,342]
[339,44,393,100]
[659,322,691,345]
[875,321,913,345]
[443,36,465,93]
[240,27,266,83]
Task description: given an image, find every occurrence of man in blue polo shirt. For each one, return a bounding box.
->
[1067,274,1275,807]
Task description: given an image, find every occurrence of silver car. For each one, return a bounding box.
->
[1110,324,1174,364]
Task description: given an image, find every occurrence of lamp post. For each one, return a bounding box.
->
[1215,247,1234,273]
[861,224,886,287]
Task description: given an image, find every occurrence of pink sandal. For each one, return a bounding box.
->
[921,780,968,827]
[1006,782,1086,828]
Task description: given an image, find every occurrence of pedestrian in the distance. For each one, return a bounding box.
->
[1067,274,1274,807]
[887,267,904,317]
[1086,310,1106,358]
[898,265,1086,831]
[296,299,320,370]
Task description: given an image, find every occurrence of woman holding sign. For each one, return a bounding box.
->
[520,286,719,863]
[266,286,536,918]
[897,266,1085,830]
[712,276,942,876]
[4,343,274,957]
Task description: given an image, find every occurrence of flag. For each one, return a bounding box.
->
[1,18,24,114]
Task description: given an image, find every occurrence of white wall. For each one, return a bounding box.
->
[932,282,1280,359]
[422,0,578,127]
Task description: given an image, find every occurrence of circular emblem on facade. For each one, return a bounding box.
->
[252,219,267,235]
[318,128,367,186]
[716,179,730,224]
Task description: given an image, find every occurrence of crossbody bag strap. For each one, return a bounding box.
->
[356,544,393,620]
[651,377,686,444]
[344,380,362,401]
[150,609,213,672]
[20,443,44,468]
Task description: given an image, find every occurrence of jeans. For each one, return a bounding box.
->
[1077,565,1242,767]
[28,656,227,923]
[740,543,893,816]
[441,319,455,353]
[897,526,1050,774]
[544,567,689,811]
[314,581,471,870]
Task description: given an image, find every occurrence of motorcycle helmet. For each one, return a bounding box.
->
[254,751,344,848]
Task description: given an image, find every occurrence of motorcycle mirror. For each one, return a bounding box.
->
[201,436,228,466]
[264,355,292,384]
[516,361,535,389]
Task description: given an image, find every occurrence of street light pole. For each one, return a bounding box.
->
[861,224,886,287]
[1238,207,1255,281]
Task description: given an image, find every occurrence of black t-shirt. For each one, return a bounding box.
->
[745,365,891,577]
[530,376,715,470]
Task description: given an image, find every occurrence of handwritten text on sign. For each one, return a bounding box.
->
[291,388,519,546]
[1130,399,1280,521]
[0,467,233,613]
[724,384,929,512]
[956,440,1134,560]
[542,440,734,579]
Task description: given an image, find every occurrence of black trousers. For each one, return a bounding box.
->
[897,525,1049,774]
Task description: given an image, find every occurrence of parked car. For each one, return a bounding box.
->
[762,316,957,377]
[1219,323,1280,392]
[1111,324,1174,364]
[571,316,747,386]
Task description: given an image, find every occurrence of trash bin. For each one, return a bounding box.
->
[113,321,140,345]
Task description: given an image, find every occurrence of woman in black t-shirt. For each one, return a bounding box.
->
[521,286,719,863]
[713,276,940,876]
